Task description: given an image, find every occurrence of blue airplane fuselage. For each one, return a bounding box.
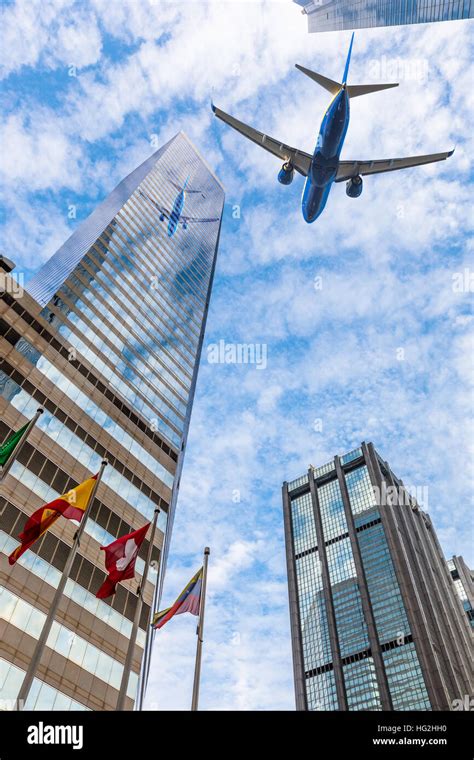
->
[168,190,185,237]
[302,87,350,223]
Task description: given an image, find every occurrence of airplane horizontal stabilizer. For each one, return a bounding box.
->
[295,64,341,95]
[347,83,399,97]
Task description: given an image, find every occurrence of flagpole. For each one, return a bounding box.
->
[135,541,163,711]
[0,407,43,483]
[191,546,210,711]
[116,507,160,711]
[15,458,108,710]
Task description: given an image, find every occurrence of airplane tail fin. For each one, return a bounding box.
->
[296,33,398,97]
[342,32,354,85]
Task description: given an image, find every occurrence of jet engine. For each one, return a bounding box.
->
[278,162,294,185]
[346,175,363,198]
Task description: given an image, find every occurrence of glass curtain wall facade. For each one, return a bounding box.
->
[294,0,474,32]
[0,132,224,710]
[447,556,474,630]
[283,442,473,711]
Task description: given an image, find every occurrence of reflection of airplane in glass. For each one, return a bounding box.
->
[138,177,220,237]
[212,33,454,224]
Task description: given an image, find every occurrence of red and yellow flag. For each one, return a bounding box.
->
[8,474,98,565]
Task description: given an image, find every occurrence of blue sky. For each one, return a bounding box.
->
[1,1,473,710]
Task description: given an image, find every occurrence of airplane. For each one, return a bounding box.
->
[211,33,453,224]
[138,176,220,237]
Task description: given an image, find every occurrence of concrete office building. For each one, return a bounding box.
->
[282,442,473,710]
[0,132,224,710]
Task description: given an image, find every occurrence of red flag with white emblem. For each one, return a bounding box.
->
[96,522,150,599]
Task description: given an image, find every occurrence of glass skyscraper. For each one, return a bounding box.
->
[282,442,473,710]
[447,556,474,630]
[294,0,474,32]
[0,132,224,710]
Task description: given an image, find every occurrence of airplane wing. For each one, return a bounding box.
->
[335,150,454,182]
[180,215,220,224]
[138,189,169,218]
[212,104,312,177]
[169,179,203,195]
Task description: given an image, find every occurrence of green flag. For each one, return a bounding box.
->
[0,422,30,467]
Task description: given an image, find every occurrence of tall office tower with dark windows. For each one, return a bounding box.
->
[0,132,224,710]
[282,443,473,711]
[447,556,474,630]
[294,0,474,32]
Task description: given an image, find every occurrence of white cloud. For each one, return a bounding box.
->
[0,112,83,191]
[0,0,102,77]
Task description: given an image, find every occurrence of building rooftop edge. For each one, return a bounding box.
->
[179,130,226,193]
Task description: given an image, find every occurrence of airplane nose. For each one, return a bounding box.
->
[302,204,320,224]
[302,181,331,224]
